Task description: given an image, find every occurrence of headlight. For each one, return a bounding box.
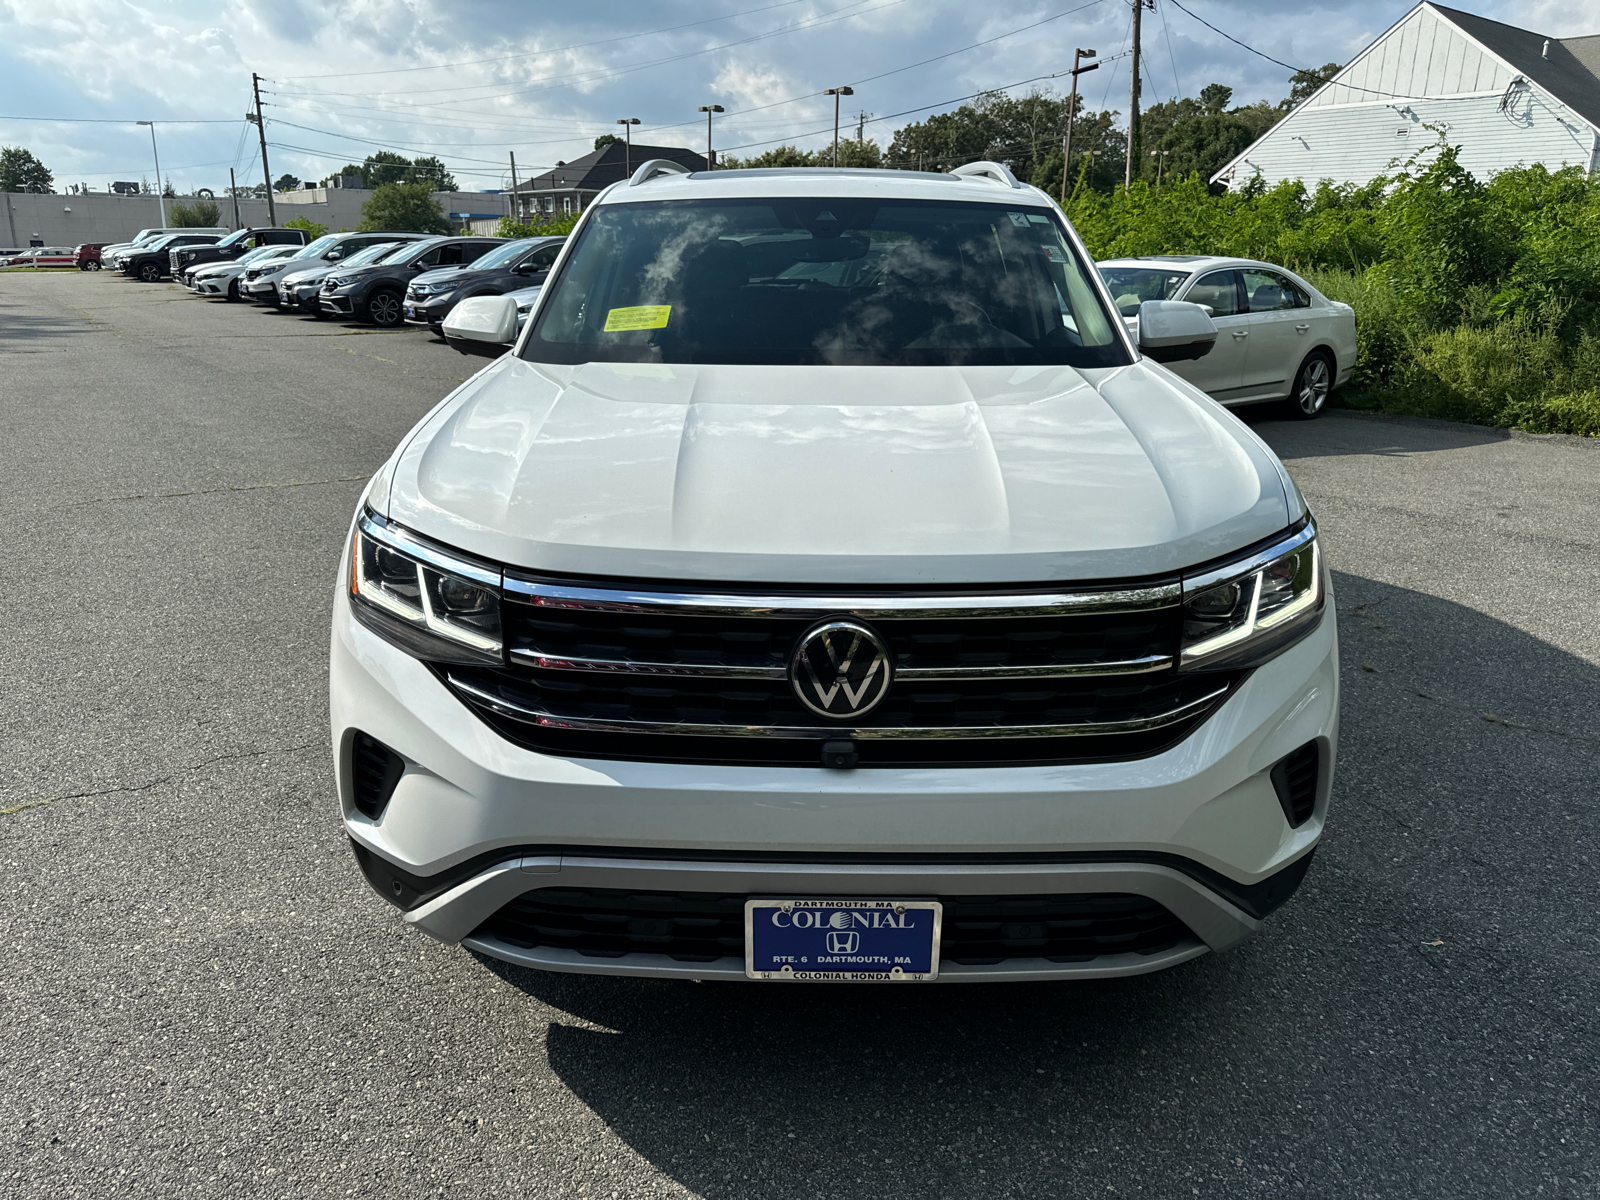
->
[1180,523,1323,670]
[349,510,502,665]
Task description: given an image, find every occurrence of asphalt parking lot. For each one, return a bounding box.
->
[2,270,1597,1199]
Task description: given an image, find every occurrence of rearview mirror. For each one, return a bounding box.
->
[442,294,518,357]
[1137,300,1217,363]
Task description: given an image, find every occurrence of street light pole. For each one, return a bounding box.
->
[136,121,166,226]
[616,117,640,178]
[697,105,724,168]
[1062,49,1098,203]
[824,86,854,166]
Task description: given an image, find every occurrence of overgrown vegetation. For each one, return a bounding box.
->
[169,198,220,227]
[1063,137,1600,436]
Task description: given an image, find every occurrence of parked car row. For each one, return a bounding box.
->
[106,227,570,339]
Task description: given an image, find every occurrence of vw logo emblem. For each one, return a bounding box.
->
[789,620,893,720]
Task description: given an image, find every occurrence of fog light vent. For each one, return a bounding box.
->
[350,732,404,819]
[1270,742,1319,828]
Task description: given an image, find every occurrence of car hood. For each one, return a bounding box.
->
[381,359,1293,586]
[282,263,335,285]
[412,266,484,289]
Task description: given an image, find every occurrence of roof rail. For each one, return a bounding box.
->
[950,161,1023,189]
[629,159,694,187]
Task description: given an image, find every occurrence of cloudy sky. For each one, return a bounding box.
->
[0,0,1594,194]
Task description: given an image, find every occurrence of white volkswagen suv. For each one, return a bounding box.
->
[331,162,1337,984]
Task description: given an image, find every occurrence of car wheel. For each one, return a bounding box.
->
[138,262,162,283]
[367,288,404,327]
[226,278,240,302]
[1288,352,1333,419]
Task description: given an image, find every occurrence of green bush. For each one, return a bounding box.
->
[1063,136,1600,436]
[169,199,220,227]
[497,211,584,239]
[283,215,327,240]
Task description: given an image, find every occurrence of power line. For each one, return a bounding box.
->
[0,115,240,124]
[274,0,811,81]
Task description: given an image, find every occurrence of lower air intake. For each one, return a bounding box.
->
[1271,742,1319,827]
[349,732,404,819]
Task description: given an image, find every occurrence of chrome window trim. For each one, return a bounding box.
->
[1182,522,1316,597]
[358,510,500,589]
[507,649,1174,681]
[444,674,1227,740]
[502,577,1181,619]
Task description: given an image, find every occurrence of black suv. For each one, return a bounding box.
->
[122,233,222,282]
[172,227,309,283]
[403,237,565,331]
[319,236,506,326]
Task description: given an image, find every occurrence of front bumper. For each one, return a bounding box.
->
[194,275,230,295]
[240,278,281,302]
[403,295,453,326]
[320,291,356,315]
[331,563,1339,982]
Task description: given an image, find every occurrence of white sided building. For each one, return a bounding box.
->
[1212,2,1600,190]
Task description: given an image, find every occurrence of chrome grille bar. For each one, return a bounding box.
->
[446,674,1226,740]
[507,648,1174,680]
[503,577,1180,619]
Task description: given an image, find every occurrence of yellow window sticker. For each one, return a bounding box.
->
[604,305,672,332]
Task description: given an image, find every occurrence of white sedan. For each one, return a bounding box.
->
[1098,255,1356,418]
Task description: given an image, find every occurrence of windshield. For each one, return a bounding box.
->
[1098,267,1192,317]
[218,228,254,247]
[236,245,281,264]
[343,241,401,268]
[467,239,536,270]
[524,197,1128,367]
[292,234,341,260]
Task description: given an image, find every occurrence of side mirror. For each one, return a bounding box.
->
[1137,300,1217,363]
[442,294,517,357]
[326,251,342,261]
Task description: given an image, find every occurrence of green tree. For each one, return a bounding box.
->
[1199,84,1233,114]
[274,173,302,192]
[1154,113,1257,190]
[1286,63,1342,109]
[836,137,882,168]
[358,181,451,234]
[362,151,411,187]
[720,145,819,169]
[593,133,623,151]
[497,209,584,238]
[404,155,456,191]
[169,199,221,226]
[284,215,327,240]
[0,146,53,192]
[322,163,366,187]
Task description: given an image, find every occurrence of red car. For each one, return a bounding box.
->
[76,243,108,270]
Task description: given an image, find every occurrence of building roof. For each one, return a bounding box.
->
[1430,4,1600,131]
[517,143,708,194]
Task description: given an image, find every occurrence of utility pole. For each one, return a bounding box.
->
[616,117,640,179]
[824,86,854,166]
[136,122,166,226]
[1063,48,1098,202]
[855,110,870,142]
[698,104,724,168]
[508,151,520,223]
[1126,0,1145,190]
[250,72,276,225]
[228,167,241,228]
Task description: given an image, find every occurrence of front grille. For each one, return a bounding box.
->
[473,888,1193,965]
[1271,742,1318,827]
[436,574,1240,768]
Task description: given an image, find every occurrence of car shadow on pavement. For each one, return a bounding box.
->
[1242,408,1509,459]
[467,570,1600,1197]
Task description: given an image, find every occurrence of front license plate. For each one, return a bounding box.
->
[405,305,417,316]
[745,899,941,982]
